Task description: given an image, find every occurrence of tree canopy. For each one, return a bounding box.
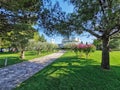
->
[0,0,38,37]
[0,0,54,35]
[58,0,120,69]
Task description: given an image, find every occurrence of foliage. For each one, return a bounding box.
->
[109,38,120,50]
[63,43,96,58]
[33,32,46,42]
[64,0,120,37]
[93,39,102,50]
[83,44,96,58]
[64,43,77,50]
[0,0,40,11]
[77,44,96,58]
[0,38,11,48]
[46,43,58,52]
[0,0,40,37]
[0,14,13,36]
[6,24,36,59]
[9,26,34,45]
[37,1,66,36]
[28,40,58,55]
[0,24,36,60]
[0,0,63,39]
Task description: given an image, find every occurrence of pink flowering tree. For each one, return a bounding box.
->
[64,43,96,58]
[77,44,85,57]
[83,44,96,58]
[74,43,96,58]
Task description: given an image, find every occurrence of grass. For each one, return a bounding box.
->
[15,51,120,90]
[0,51,54,68]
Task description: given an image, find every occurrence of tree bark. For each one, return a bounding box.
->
[20,50,25,59]
[38,51,41,55]
[101,37,110,69]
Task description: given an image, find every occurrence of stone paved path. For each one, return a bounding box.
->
[0,51,65,90]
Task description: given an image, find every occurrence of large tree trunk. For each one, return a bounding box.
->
[20,50,25,59]
[101,37,110,69]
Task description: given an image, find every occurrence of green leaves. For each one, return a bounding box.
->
[63,0,120,39]
[110,38,120,50]
[27,40,58,55]
[33,32,46,42]
[0,0,40,11]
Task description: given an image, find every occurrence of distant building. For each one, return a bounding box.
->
[58,44,64,48]
[62,37,80,45]
[51,38,55,44]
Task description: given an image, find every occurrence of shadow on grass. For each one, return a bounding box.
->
[0,52,18,54]
[0,56,25,68]
[15,55,120,90]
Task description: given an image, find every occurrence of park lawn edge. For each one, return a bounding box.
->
[0,50,57,68]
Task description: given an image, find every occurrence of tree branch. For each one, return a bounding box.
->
[109,29,120,37]
[109,24,120,36]
[84,29,102,38]
[98,0,109,24]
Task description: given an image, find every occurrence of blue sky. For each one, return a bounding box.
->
[38,0,96,44]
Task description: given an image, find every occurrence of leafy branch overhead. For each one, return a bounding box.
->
[64,0,120,39]
[63,0,120,69]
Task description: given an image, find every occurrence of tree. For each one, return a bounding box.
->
[109,38,120,50]
[0,14,13,37]
[7,24,35,59]
[28,40,58,55]
[0,0,59,38]
[0,0,61,43]
[0,37,11,52]
[0,0,40,35]
[33,32,46,42]
[0,38,11,48]
[40,34,46,42]
[0,0,56,58]
[93,39,102,50]
[60,0,120,69]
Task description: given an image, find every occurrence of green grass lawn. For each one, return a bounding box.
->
[15,51,120,90]
[0,51,54,68]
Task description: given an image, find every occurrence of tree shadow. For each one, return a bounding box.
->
[15,55,120,90]
[0,52,18,54]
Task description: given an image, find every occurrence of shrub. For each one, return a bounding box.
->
[27,40,58,55]
[64,43,96,58]
[83,44,96,58]
[64,43,77,50]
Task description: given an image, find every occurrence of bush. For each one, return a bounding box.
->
[64,43,77,50]
[27,40,58,55]
[64,43,96,58]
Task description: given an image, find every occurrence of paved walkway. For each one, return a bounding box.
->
[0,51,65,90]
